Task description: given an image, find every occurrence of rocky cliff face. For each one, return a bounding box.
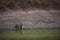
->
[0,9,60,29]
[0,0,60,29]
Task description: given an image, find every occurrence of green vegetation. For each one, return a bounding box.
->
[0,0,60,10]
[0,29,60,40]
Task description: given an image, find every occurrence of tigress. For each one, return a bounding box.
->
[15,23,23,31]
